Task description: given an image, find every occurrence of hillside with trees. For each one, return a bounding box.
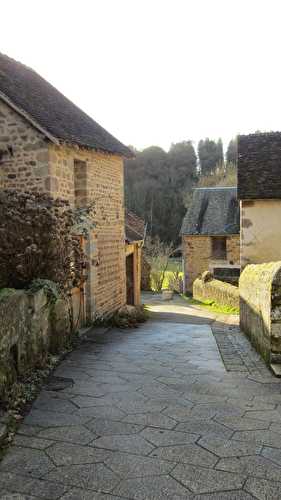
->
[125,137,237,244]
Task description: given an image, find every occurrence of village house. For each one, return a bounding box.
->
[0,52,133,322]
[125,211,145,306]
[238,132,281,269]
[181,187,240,292]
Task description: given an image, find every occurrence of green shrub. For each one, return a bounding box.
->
[0,190,86,293]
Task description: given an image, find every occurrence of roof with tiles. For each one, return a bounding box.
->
[238,132,281,199]
[181,187,240,236]
[125,211,145,242]
[0,52,133,157]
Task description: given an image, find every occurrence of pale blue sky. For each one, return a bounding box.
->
[1,0,281,152]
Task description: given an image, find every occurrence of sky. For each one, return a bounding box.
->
[1,0,281,153]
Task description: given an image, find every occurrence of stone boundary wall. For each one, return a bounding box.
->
[193,275,239,309]
[240,261,281,364]
[0,289,70,398]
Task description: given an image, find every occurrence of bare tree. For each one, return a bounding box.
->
[144,236,174,292]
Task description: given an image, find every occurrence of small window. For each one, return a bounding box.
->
[212,237,227,260]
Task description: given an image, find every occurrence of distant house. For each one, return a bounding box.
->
[181,187,240,292]
[238,132,281,269]
[125,211,145,305]
[0,52,133,321]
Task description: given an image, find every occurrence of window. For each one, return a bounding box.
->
[212,237,227,260]
[74,160,87,208]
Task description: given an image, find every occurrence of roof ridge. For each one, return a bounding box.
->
[0,52,133,157]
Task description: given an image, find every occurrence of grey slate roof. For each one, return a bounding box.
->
[0,53,132,157]
[125,211,145,243]
[181,187,239,236]
[238,132,281,199]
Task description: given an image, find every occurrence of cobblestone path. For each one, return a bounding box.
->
[2,295,281,499]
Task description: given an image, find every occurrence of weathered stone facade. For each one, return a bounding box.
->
[0,99,126,319]
[0,100,49,191]
[226,235,240,264]
[240,199,281,270]
[182,234,240,292]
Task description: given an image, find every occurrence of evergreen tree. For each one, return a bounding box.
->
[198,138,223,175]
[226,137,237,165]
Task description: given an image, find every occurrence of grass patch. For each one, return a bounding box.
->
[159,270,183,290]
[0,288,17,303]
[150,257,183,291]
[182,294,239,315]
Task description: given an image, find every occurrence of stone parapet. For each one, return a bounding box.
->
[239,261,281,364]
[193,275,239,309]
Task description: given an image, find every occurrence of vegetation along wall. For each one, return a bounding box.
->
[0,288,71,399]
[0,97,126,319]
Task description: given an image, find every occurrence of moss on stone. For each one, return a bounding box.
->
[0,288,17,303]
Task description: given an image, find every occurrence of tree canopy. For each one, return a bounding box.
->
[125,138,237,244]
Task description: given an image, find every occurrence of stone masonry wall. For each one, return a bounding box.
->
[193,276,239,309]
[183,234,240,293]
[0,100,126,319]
[0,100,50,192]
[0,289,70,399]
[227,235,240,264]
[48,144,126,318]
[240,261,281,364]
[182,235,212,293]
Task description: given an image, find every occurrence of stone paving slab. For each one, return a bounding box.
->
[2,293,281,498]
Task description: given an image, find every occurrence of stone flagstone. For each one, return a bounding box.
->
[1,293,281,498]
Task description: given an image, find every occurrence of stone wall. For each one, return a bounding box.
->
[240,261,281,364]
[227,235,240,264]
[141,255,151,291]
[47,144,126,318]
[182,234,240,292]
[193,274,239,309]
[0,100,49,192]
[182,235,212,292]
[0,288,71,398]
[0,100,127,319]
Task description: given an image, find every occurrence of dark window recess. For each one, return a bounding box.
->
[212,237,227,260]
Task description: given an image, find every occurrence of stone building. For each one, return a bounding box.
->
[125,211,145,306]
[0,52,133,320]
[238,132,281,270]
[181,187,240,292]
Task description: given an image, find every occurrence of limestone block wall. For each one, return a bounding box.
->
[182,234,240,293]
[0,100,50,193]
[240,261,281,363]
[48,144,126,318]
[0,97,127,319]
[182,235,212,292]
[0,289,70,398]
[193,276,239,309]
[227,235,240,264]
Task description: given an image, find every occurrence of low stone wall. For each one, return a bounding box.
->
[0,288,71,398]
[193,274,239,309]
[240,261,281,364]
